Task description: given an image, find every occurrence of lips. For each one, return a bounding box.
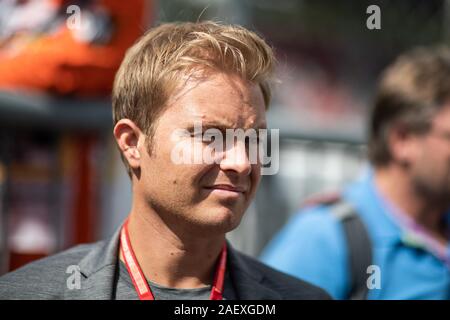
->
[205,184,247,193]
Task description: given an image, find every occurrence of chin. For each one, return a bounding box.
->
[196,206,244,234]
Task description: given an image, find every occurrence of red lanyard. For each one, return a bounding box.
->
[119,218,227,300]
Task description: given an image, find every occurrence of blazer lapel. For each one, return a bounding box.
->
[64,227,122,299]
[63,229,282,300]
[227,245,282,300]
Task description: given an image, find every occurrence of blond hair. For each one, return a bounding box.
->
[112,21,275,176]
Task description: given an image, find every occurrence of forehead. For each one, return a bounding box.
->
[162,72,267,129]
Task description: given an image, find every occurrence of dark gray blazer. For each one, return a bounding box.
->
[0,227,331,300]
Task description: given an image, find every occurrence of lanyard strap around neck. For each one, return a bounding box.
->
[119,218,227,300]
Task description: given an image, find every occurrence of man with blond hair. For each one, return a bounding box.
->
[0,21,330,300]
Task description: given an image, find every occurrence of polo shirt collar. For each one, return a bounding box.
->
[345,169,450,266]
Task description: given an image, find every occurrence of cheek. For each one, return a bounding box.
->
[412,139,432,163]
[413,142,448,180]
[249,165,262,195]
[423,140,448,166]
[170,163,216,199]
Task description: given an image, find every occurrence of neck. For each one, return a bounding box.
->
[121,205,226,289]
[374,166,447,241]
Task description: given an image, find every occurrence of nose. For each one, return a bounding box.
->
[219,139,252,176]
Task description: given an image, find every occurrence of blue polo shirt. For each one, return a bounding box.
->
[260,172,450,299]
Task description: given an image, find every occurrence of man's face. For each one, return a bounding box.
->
[409,104,450,204]
[135,72,266,236]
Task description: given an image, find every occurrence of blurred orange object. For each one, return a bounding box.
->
[0,0,149,96]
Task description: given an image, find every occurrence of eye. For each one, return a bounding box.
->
[191,132,202,139]
[191,132,216,144]
[203,133,216,142]
[245,135,260,146]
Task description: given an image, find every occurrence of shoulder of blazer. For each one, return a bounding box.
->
[0,242,99,299]
[227,246,332,300]
[0,227,121,300]
[0,231,332,300]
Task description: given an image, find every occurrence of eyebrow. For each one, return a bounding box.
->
[185,121,267,133]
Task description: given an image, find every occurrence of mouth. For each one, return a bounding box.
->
[204,184,247,198]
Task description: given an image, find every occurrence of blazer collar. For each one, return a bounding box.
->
[64,225,281,300]
[226,243,282,300]
[64,226,121,299]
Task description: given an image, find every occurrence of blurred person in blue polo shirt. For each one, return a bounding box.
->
[261,46,450,300]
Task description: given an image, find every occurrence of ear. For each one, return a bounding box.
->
[113,119,145,170]
[388,125,422,166]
